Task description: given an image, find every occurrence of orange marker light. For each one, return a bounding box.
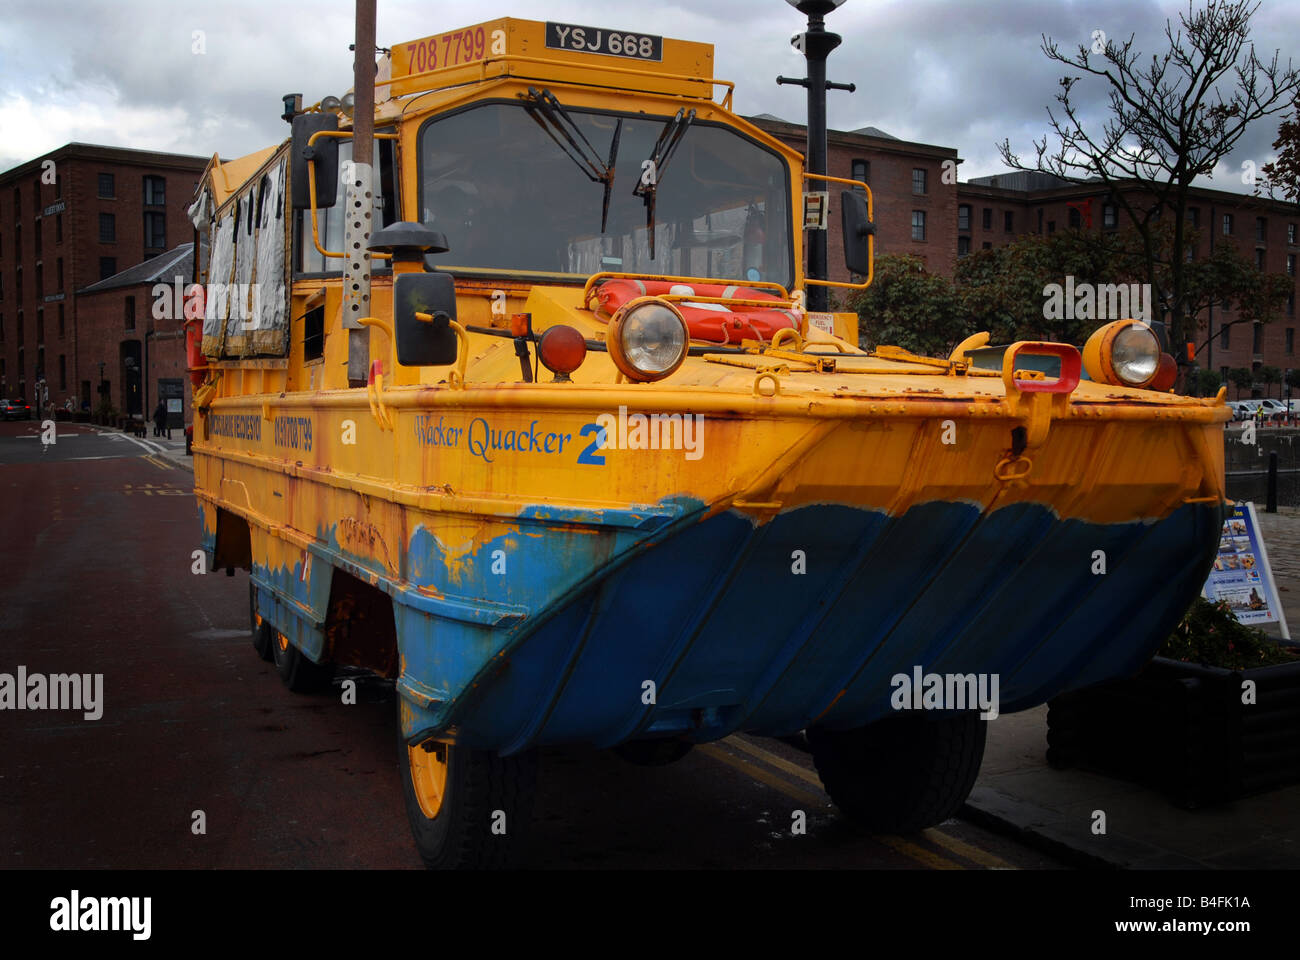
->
[538,325,588,380]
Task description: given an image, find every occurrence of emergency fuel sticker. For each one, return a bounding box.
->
[545,22,663,62]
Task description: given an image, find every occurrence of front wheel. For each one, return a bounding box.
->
[808,711,987,834]
[398,721,537,869]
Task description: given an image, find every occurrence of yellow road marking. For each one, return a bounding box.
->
[143,454,173,471]
[878,835,964,870]
[728,735,823,788]
[925,828,1017,870]
[696,743,825,809]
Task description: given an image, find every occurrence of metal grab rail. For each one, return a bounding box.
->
[801,172,873,292]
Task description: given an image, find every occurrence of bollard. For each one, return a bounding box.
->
[1267,451,1278,513]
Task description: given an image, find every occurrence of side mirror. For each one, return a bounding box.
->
[841,190,875,277]
[290,113,339,210]
[392,272,459,366]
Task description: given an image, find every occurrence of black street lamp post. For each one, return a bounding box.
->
[777,0,854,313]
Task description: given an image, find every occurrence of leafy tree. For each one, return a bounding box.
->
[1260,365,1283,397]
[847,255,971,356]
[1286,367,1300,391]
[1261,92,1300,199]
[1229,366,1254,397]
[1184,234,1295,359]
[998,0,1299,351]
[1185,366,1224,396]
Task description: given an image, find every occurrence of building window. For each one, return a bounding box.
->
[1288,253,1295,276]
[1257,217,1268,242]
[58,354,66,390]
[957,236,971,257]
[143,176,166,206]
[0,313,4,341]
[1288,328,1295,355]
[958,205,970,231]
[99,257,116,280]
[99,213,115,243]
[1290,223,1297,245]
[36,308,43,342]
[1221,365,1230,383]
[144,211,166,249]
[58,303,64,338]
[33,186,40,218]
[34,264,42,296]
[1188,207,1200,227]
[1290,292,1296,317]
[911,210,926,241]
[1068,206,1081,228]
[34,219,41,255]
[1221,324,1230,349]
[16,312,23,347]
[1257,249,1267,270]
[14,224,20,257]
[1103,204,1117,229]
[1254,323,1264,354]
[982,208,992,230]
[56,258,63,291]
[98,173,115,199]
[1223,213,1234,235]
[851,159,869,186]
[55,175,61,199]
[1004,210,1014,232]
[912,168,927,195]
[125,295,135,330]
[15,267,21,301]
[982,241,992,249]
[1048,220,1056,234]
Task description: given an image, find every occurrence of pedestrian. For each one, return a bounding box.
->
[152,399,169,439]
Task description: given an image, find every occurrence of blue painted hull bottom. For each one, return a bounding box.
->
[393,498,1223,753]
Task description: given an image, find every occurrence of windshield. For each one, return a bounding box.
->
[417,101,792,287]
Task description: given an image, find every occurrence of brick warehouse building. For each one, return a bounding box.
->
[959,173,1300,396]
[0,144,208,416]
[747,115,961,284]
[76,244,196,430]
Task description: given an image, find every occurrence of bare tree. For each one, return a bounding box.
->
[998,0,1297,355]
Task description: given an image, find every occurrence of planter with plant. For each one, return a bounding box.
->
[1046,597,1300,808]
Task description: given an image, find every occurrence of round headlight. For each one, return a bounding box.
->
[1083,319,1160,388]
[607,297,689,382]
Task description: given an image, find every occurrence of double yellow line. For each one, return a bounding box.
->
[143,454,174,471]
[698,735,1015,870]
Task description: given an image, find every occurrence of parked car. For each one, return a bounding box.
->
[1,398,32,421]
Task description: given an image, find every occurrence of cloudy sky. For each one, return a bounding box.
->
[1,0,1297,190]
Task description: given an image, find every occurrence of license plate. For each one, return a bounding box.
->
[545,22,663,62]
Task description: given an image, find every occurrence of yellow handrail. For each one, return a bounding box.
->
[801,172,874,293]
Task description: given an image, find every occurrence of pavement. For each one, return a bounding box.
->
[99,423,1300,869]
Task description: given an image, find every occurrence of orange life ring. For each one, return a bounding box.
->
[591,279,799,345]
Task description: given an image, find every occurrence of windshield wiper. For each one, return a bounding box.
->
[633,108,695,259]
[519,87,621,232]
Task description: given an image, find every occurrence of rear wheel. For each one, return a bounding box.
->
[808,711,987,834]
[271,627,333,693]
[399,722,537,870]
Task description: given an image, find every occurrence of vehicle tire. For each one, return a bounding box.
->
[250,584,274,662]
[611,738,694,766]
[399,726,538,870]
[271,627,333,693]
[808,711,987,834]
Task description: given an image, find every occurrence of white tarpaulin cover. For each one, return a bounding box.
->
[199,148,290,358]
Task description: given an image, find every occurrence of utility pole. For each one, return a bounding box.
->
[777,0,854,313]
[344,0,377,386]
